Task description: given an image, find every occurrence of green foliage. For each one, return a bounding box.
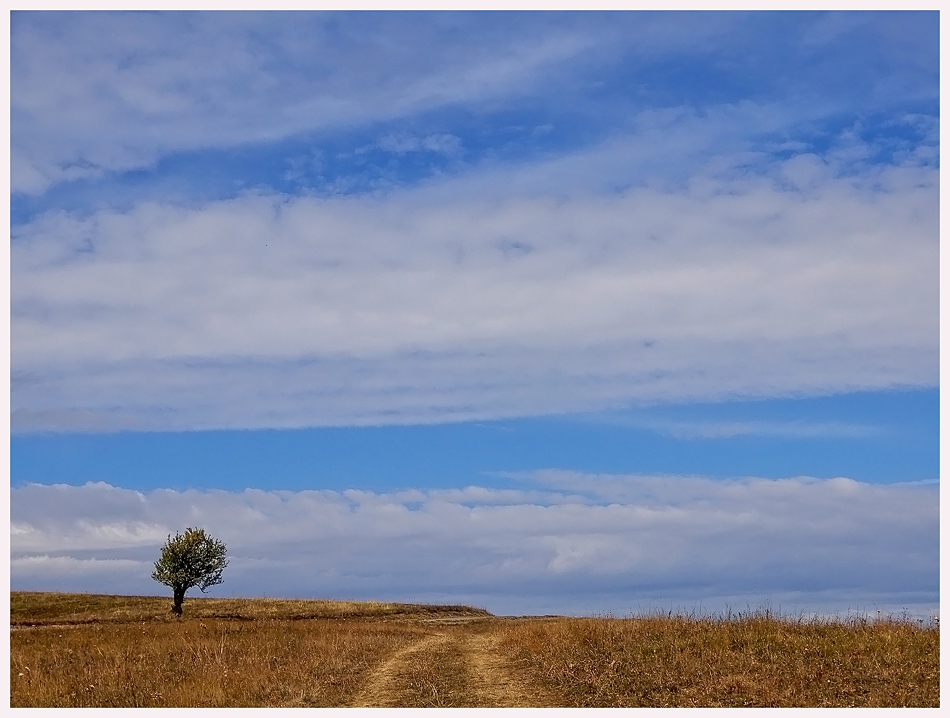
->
[152,528,228,612]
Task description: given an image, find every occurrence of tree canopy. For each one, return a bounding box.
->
[152,527,228,615]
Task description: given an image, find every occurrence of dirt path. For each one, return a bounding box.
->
[349,626,554,707]
[350,633,451,707]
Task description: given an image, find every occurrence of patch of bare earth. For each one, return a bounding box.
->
[350,633,454,707]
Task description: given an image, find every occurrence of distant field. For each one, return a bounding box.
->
[10,592,939,707]
[10,591,486,626]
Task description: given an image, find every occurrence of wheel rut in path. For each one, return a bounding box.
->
[350,627,555,708]
[350,633,451,707]
[464,631,550,707]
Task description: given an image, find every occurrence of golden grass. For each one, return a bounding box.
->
[12,617,428,707]
[10,592,493,707]
[496,612,940,707]
[10,593,939,707]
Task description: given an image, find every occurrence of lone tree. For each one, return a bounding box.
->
[152,527,228,616]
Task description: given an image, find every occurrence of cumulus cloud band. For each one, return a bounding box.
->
[11,474,938,617]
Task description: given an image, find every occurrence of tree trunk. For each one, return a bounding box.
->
[172,586,185,616]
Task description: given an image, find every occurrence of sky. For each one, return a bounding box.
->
[7,10,941,618]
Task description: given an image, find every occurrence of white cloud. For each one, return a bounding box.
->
[10,475,938,618]
[10,142,937,431]
[9,14,938,433]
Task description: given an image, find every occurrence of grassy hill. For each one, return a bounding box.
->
[11,590,490,626]
[10,592,938,708]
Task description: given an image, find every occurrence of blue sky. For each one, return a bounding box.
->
[11,389,939,492]
[8,10,939,618]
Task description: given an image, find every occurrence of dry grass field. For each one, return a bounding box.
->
[496,611,940,707]
[10,592,939,707]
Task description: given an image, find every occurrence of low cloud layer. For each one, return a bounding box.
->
[11,474,938,618]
